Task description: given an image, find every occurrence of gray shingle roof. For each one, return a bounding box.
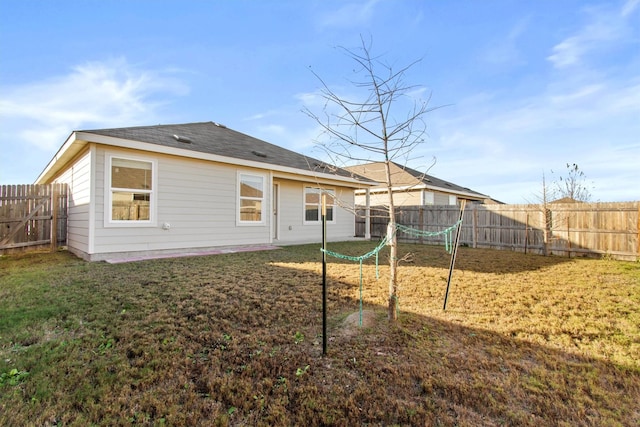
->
[344,161,489,199]
[83,121,364,180]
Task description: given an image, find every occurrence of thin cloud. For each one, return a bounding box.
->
[257,124,286,135]
[480,18,530,68]
[422,68,640,203]
[547,1,638,69]
[316,0,382,29]
[294,91,325,107]
[622,0,640,16]
[0,58,187,151]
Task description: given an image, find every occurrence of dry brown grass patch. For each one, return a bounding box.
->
[0,243,638,426]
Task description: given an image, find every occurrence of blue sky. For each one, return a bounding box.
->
[1,0,638,203]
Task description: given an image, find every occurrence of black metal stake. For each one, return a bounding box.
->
[321,193,327,355]
[443,200,466,311]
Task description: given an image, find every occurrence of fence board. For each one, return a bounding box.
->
[356,202,639,261]
[0,184,68,253]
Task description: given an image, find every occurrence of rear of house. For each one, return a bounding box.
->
[36,122,374,261]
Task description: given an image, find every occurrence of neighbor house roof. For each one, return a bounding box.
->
[36,121,377,187]
[344,161,490,201]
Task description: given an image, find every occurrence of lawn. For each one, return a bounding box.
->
[0,243,638,426]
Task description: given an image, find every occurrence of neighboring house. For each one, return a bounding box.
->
[36,121,376,261]
[550,197,585,204]
[344,161,494,206]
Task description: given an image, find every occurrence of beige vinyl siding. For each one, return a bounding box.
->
[52,148,92,256]
[326,187,357,242]
[275,179,357,244]
[356,189,422,206]
[90,148,271,257]
[355,189,457,207]
[47,145,362,260]
[434,192,450,205]
[390,190,422,206]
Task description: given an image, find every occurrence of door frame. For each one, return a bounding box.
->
[272,183,279,241]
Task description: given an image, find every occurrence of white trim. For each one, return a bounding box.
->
[364,188,371,239]
[271,180,280,242]
[37,131,378,188]
[80,133,374,187]
[35,132,84,184]
[104,153,158,227]
[237,171,267,226]
[88,145,96,254]
[423,190,435,205]
[354,183,485,200]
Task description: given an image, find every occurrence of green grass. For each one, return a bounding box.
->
[0,244,639,426]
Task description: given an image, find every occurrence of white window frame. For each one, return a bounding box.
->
[422,190,435,205]
[104,154,157,227]
[303,186,336,225]
[237,171,267,226]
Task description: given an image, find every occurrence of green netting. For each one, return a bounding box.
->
[321,220,463,326]
[321,233,392,326]
[396,220,462,253]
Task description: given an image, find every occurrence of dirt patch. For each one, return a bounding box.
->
[339,309,379,336]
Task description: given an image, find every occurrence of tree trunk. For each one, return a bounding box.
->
[388,219,398,320]
[543,207,551,256]
[385,161,398,321]
[302,39,434,323]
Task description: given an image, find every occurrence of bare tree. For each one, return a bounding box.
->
[528,164,593,256]
[527,171,556,256]
[303,38,437,321]
[554,163,592,202]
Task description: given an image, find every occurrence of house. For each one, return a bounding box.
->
[35,121,376,261]
[344,161,494,207]
[550,197,584,204]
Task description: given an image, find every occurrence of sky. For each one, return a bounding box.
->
[1,0,638,204]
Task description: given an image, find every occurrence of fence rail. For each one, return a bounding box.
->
[0,184,68,253]
[356,202,639,261]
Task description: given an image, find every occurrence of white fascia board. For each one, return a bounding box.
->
[271,170,371,187]
[355,184,427,194]
[35,132,88,184]
[76,132,377,188]
[355,183,485,199]
[420,184,486,199]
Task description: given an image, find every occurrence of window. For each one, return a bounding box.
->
[304,187,335,223]
[239,173,265,224]
[108,156,155,224]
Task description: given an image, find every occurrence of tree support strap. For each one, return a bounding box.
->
[321,220,463,325]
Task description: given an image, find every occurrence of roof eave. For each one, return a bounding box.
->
[40,132,377,187]
[355,182,487,199]
[35,132,88,184]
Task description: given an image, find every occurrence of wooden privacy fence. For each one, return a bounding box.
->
[0,184,68,253]
[356,202,640,261]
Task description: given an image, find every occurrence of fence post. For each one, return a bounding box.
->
[637,203,640,260]
[472,205,476,248]
[566,212,571,258]
[524,213,529,254]
[419,207,424,245]
[50,184,59,252]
